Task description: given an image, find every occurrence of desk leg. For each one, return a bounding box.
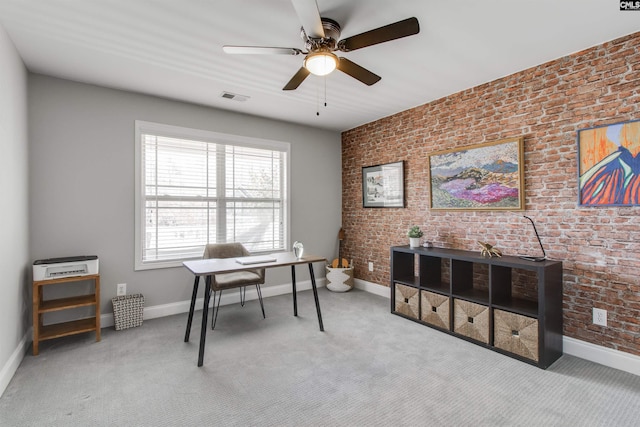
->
[308,263,324,331]
[184,276,200,342]
[197,276,212,367]
[291,265,298,316]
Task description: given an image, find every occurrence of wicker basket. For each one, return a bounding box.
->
[494,309,539,362]
[420,290,450,330]
[325,266,354,292]
[453,299,489,344]
[394,284,419,319]
[112,294,144,331]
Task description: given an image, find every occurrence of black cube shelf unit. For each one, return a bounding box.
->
[390,245,563,369]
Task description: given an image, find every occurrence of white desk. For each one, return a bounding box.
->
[183,252,326,366]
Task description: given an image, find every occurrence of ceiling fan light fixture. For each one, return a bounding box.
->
[304,51,338,76]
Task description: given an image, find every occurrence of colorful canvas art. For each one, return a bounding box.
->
[578,119,640,206]
[429,137,524,210]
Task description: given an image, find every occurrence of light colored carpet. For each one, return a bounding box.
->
[1,288,639,426]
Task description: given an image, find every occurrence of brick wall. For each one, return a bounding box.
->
[341,32,640,356]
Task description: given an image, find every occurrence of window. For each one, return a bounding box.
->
[134,121,290,270]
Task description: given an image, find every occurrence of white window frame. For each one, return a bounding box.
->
[134,120,291,270]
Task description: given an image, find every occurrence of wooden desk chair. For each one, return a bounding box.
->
[203,243,266,329]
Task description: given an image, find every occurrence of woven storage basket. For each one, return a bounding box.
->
[394,284,419,319]
[494,309,539,362]
[112,294,144,331]
[325,266,354,292]
[420,290,450,330]
[453,299,489,344]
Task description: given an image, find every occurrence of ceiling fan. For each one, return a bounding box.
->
[222,0,420,91]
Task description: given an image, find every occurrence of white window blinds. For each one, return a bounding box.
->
[134,121,289,270]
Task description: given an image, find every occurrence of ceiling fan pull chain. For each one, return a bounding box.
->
[324,76,328,108]
[316,79,320,116]
[316,77,328,116]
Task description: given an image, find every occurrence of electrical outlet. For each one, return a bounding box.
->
[368,262,374,272]
[593,307,607,326]
[117,283,127,296]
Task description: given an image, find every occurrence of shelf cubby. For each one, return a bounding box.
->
[491,265,539,316]
[391,249,417,287]
[451,260,490,305]
[419,255,449,294]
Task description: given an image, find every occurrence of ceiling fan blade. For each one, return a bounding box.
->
[336,58,381,86]
[283,67,311,90]
[338,17,419,52]
[223,46,303,55]
[291,0,324,38]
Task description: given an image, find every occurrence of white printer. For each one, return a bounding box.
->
[33,255,99,281]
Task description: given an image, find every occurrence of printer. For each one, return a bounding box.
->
[33,255,99,281]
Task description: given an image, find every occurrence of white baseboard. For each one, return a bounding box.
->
[563,336,640,376]
[0,330,30,398]
[354,278,390,298]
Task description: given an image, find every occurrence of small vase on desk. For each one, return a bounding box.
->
[293,241,304,259]
[409,237,420,248]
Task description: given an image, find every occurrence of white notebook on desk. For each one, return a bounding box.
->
[235,255,277,265]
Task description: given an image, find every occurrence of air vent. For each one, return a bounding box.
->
[220,91,250,102]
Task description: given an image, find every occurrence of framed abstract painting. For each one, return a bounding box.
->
[578,119,640,206]
[428,137,524,211]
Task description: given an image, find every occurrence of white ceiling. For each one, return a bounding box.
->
[0,0,638,132]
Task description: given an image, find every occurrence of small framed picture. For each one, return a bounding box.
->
[362,161,404,208]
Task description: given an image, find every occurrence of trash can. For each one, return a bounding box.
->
[111,294,144,331]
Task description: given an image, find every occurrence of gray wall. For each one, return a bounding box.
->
[28,74,342,318]
[0,26,29,392]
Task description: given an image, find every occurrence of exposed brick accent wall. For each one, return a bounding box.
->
[341,32,640,356]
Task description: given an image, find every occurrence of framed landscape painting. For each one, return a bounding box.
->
[429,137,524,211]
[578,119,640,206]
[362,161,404,208]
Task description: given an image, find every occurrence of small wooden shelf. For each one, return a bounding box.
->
[39,318,97,340]
[39,294,97,312]
[32,274,100,355]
